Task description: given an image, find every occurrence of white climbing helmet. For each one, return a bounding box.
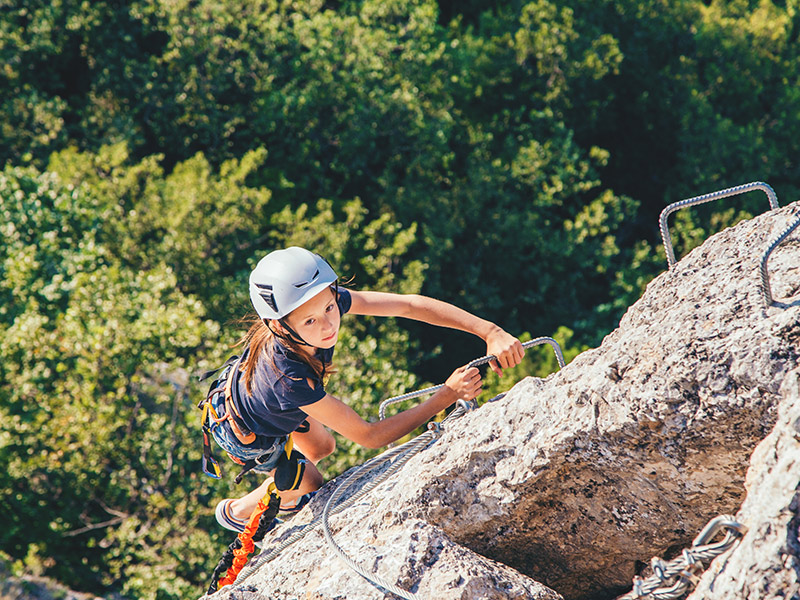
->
[249,247,338,321]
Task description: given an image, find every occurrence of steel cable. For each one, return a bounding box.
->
[318,401,474,599]
[219,339,566,597]
[617,515,747,600]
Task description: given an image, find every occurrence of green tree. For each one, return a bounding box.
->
[0,145,436,596]
[4,2,800,594]
[0,163,227,597]
[47,143,273,322]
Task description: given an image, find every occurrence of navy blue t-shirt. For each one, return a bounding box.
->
[230,288,352,447]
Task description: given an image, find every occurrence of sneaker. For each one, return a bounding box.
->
[278,491,316,515]
[215,498,248,533]
[215,499,280,545]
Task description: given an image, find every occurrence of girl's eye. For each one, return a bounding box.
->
[304,319,315,326]
[326,303,335,312]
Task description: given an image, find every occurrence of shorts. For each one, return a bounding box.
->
[210,422,288,474]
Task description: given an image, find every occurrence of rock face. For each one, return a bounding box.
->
[207,202,800,600]
[0,558,100,600]
[688,367,800,599]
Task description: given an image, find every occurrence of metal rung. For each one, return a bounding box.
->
[760,209,800,306]
[378,336,566,420]
[660,182,779,268]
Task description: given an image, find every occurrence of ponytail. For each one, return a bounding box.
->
[237,317,333,394]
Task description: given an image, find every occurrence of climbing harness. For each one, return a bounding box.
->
[217,339,566,599]
[198,356,309,485]
[618,514,747,600]
[198,355,248,479]
[659,181,779,269]
[200,357,311,594]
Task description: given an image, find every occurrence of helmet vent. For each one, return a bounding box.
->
[254,283,279,313]
[293,269,319,288]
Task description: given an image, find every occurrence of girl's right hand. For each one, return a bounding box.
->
[444,365,482,401]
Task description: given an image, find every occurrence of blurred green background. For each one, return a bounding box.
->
[2,0,797,597]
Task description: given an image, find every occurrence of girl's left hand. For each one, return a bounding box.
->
[485,328,525,376]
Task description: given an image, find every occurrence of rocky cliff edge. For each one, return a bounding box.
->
[207,201,800,600]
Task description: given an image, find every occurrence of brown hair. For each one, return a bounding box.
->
[237,316,334,395]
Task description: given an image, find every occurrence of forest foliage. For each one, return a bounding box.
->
[2,0,799,597]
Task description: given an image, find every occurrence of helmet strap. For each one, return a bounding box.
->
[265,319,313,348]
[333,281,340,311]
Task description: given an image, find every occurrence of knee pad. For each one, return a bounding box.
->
[274,448,307,492]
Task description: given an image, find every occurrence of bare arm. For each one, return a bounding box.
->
[301,365,481,449]
[348,290,525,374]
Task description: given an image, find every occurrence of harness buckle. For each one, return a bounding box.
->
[255,453,272,465]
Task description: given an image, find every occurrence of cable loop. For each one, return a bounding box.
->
[457,398,477,413]
[650,557,668,582]
[618,515,747,600]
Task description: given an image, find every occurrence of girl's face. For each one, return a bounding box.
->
[283,288,340,349]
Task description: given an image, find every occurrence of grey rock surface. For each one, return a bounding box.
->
[233,511,561,600]
[206,202,800,600]
[687,367,800,600]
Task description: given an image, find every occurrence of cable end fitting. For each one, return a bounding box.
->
[457,399,477,413]
[427,421,444,438]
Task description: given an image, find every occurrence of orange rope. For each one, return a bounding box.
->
[218,483,279,589]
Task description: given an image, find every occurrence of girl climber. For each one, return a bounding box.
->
[210,246,524,534]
